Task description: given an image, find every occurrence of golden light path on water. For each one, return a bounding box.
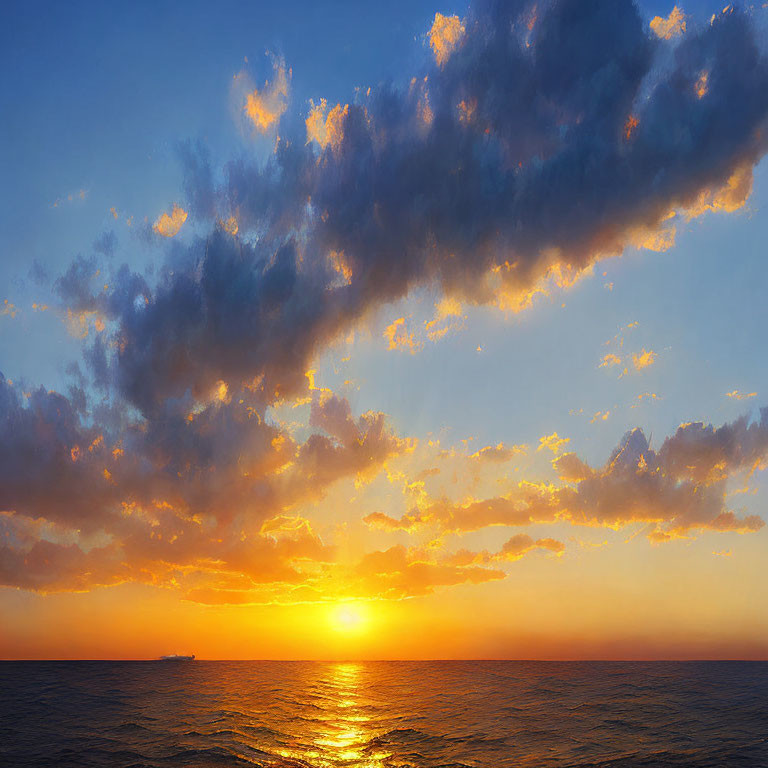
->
[277,663,391,767]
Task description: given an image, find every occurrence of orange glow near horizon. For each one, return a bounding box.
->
[2,0,767,669]
[2,531,767,661]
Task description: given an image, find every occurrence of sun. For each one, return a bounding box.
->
[329,603,368,634]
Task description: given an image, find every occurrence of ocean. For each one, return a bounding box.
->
[1,661,766,767]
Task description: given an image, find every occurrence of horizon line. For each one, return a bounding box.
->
[2,657,767,663]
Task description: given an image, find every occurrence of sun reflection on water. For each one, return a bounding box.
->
[315,663,390,767]
[276,663,391,767]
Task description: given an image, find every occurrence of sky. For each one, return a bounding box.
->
[1,0,767,660]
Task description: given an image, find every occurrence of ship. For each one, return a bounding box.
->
[158,654,195,661]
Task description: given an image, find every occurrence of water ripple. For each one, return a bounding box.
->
[1,661,767,767]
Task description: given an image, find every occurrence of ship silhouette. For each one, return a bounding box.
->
[158,654,195,661]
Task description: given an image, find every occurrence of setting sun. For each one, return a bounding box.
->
[330,603,368,633]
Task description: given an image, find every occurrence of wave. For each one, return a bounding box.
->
[1,661,767,767]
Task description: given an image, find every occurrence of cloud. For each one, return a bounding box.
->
[352,545,505,599]
[685,163,753,218]
[600,324,657,376]
[383,317,422,354]
[650,6,686,40]
[494,533,564,561]
[364,410,768,541]
[0,537,128,592]
[1,300,17,319]
[46,0,768,420]
[424,296,466,342]
[538,432,570,454]
[632,392,659,408]
[398,534,564,592]
[470,442,527,462]
[632,348,657,370]
[600,353,622,368]
[363,485,560,534]
[341,535,565,600]
[153,204,188,237]
[0,372,408,594]
[93,230,117,258]
[306,100,349,152]
[51,189,87,208]
[236,57,290,134]
[553,452,593,483]
[429,13,466,67]
[181,540,515,604]
[726,389,756,400]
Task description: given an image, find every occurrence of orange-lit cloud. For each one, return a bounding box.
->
[221,215,239,236]
[383,317,422,354]
[327,250,352,286]
[470,443,527,463]
[685,164,753,219]
[1,299,17,319]
[650,6,686,40]
[632,220,677,252]
[306,99,349,152]
[364,413,768,542]
[538,432,569,454]
[632,348,657,370]
[0,375,413,598]
[624,114,639,141]
[425,297,465,342]
[51,189,87,208]
[600,323,657,376]
[494,534,564,561]
[695,70,709,99]
[352,545,505,600]
[64,309,106,339]
[429,13,465,67]
[600,353,622,368]
[632,392,660,408]
[240,59,290,133]
[727,390,757,400]
[153,204,188,237]
[553,452,593,483]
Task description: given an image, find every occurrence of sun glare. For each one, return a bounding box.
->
[329,603,368,634]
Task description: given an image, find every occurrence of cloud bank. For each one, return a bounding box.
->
[365,411,768,542]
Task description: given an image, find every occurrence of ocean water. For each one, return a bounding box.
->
[1,661,766,767]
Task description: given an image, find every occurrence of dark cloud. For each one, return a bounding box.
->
[93,230,117,258]
[56,0,768,415]
[179,140,216,220]
[28,260,49,286]
[0,370,406,592]
[0,374,119,530]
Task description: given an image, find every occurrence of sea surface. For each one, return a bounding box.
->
[1,661,766,767]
